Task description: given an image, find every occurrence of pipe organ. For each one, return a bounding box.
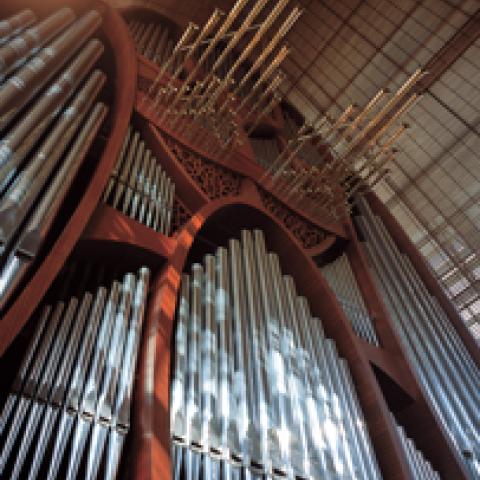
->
[127,19,177,72]
[356,198,480,479]
[0,264,150,479]
[249,135,280,169]
[102,125,175,236]
[170,229,381,479]
[321,255,379,346]
[0,2,478,480]
[0,7,107,311]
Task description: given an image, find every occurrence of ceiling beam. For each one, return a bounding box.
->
[416,7,480,92]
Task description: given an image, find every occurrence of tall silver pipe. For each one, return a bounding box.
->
[241,230,271,472]
[339,358,383,479]
[200,255,217,454]
[283,275,326,478]
[1,265,150,479]
[322,255,379,345]
[0,10,36,45]
[0,7,75,80]
[0,304,50,437]
[0,10,102,131]
[215,247,240,457]
[357,202,480,477]
[112,131,140,209]
[0,70,106,251]
[0,39,104,188]
[186,264,202,447]
[0,102,108,311]
[170,229,382,479]
[26,293,93,480]
[359,202,480,431]
[228,238,254,466]
[171,274,190,443]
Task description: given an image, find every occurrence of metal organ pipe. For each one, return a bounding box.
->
[0,70,106,251]
[0,11,102,130]
[0,7,75,80]
[356,198,480,479]
[0,8,108,312]
[102,125,176,236]
[0,10,36,45]
[321,254,380,345]
[392,413,441,480]
[171,229,382,479]
[0,39,104,182]
[0,266,150,479]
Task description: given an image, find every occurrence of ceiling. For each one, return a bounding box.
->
[111,0,480,341]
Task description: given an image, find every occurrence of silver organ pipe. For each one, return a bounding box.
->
[249,135,280,169]
[0,10,36,46]
[321,254,380,345]
[171,229,382,479]
[0,7,75,80]
[102,125,175,236]
[0,266,151,479]
[0,39,104,182]
[391,414,441,480]
[356,197,480,479]
[126,19,177,72]
[0,10,102,130]
[0,8,108,311]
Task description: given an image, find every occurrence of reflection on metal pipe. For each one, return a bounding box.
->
[0,7,75,80]
[0,266,150,479]
[170,229,381,479]
[0,10,102,130]
[356,197,480,479]
[0,10,36,46]
[102,124,176,236]
[321,254,379,345]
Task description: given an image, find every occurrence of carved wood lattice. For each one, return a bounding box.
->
[164,136,242,200]
[259,189,327,249]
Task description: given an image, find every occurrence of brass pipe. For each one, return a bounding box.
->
[160,7,235,114]
[345,89,389,134]
[147,22,199,108]
[353,69,423,144]
[343,150,396,196]
[367,94,420,147]
[185,0,250,82]
[236,7,301,95]
[323,104,357,140]
[207,0,270,79]
[244,73,284,118]
[235,45,289,114]
[261,122,310,181]
[147,23,195,102]
[197,0,280,113]
[353,123,407,175]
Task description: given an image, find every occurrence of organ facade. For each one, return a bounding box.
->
[0,1,478,479]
